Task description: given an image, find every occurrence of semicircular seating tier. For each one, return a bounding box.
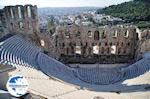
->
[0,35,150,86]
[0,35,41,69]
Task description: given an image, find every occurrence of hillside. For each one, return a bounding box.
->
[96,0,150,29]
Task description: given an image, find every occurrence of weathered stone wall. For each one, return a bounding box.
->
[3,5,38,34]
[56,25,138,63]
[0,5,41,47]
[38,32,60,59]
[0,10,8,37]
[136,30,150,60]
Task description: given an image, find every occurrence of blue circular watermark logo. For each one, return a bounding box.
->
[6,75,28,97]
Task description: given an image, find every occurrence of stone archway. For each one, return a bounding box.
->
[94,31,100,40]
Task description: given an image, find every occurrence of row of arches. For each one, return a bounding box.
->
[10,21,32,31]
[59,41,131,48]
[5,5,35,20]
[61,46,129,56]
[63,30,129,40]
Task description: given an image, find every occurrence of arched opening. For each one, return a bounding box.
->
[82,46,86,55]
[87,30,92,37]
[10,23,14,30]
[10,8,14,19]
[136,33,139,40]
[18,6,22,18]
[76,31,81,38]
[88,47,92,55]
[40,39,45,47]
[101,31,105,39]
[62,43,65,47]
[109,42,112,46]
[99,42,101,46]
[101,47,104,54]
[127,42,130,46]
[85,42,88,46]
[121,42,124,46]
[111,45,116,54]
[105,42,108,46]
[27,6,31,18]
[75,46,81,55]
[80,42,83,46]
[65,31,70,38]
[94,30,99,40]
[124,30,129,37]
[112,30,118,37]
[107,47,110,54]
[118,47,121,54]
[93,45,99,54]
[71,46,74,54]
[18,22,23,28]
[66,47,69,55]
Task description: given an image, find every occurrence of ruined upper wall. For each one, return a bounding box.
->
[56,25,138,41]
[2,5,39,34]
[141,30,150,40]
[0,10,5,26]
[3,5,38,20]
[135,30,150,59]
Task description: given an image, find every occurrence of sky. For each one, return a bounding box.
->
[0,0,131,8]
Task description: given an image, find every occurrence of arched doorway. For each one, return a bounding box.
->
[94,31,100,40]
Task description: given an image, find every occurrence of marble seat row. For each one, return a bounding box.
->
[74,57,150,84]
[122,57,150,80]
[37,53,76,82]
[75,68,123,84]
[0,35,41,69]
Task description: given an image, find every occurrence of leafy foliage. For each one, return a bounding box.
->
[96,0,150,29]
